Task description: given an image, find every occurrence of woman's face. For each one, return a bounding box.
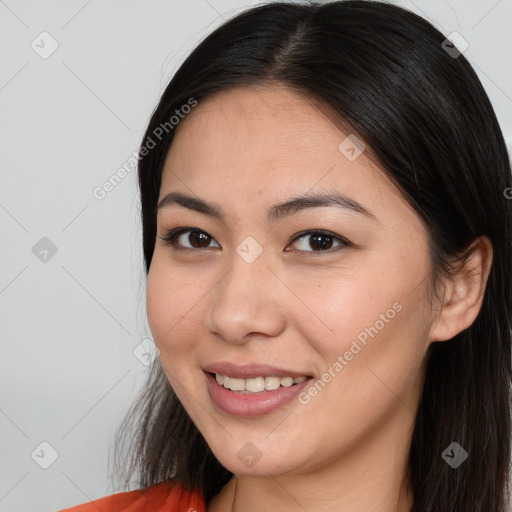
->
[146,85,436,478]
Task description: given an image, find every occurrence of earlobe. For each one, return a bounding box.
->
[430,236,493,343]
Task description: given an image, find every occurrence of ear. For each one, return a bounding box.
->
[430,236,493,343]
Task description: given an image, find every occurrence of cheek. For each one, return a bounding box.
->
[146,255,203,358]
[289,256,429,376]
[288,268,393,355]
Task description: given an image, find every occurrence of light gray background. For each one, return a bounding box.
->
[1,1,511,511]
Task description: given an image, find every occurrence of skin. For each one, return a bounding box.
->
[146,84,493,512]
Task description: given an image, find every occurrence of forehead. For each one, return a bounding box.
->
[165,86,369,180]
[159,85,412,225]
[168,85,346,161]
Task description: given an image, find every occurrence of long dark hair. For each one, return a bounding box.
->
[110,2,512,510]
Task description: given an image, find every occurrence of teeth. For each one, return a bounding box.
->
[265,376,281,391]
[246,376,265,392]
[215,373,308,393]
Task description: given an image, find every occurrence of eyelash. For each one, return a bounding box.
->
[158,227,351,255]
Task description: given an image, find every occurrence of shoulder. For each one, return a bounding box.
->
[56,479,206,512]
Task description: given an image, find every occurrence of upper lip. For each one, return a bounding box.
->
[202,362,313,379]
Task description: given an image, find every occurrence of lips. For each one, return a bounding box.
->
[202,361,313,380]
[204,371,314,416]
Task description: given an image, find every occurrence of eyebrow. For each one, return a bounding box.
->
[157,190,377,223]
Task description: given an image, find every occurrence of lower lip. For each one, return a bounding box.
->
[205,372,314,417]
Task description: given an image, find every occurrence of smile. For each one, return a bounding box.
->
[204,371,315,416]
[214,373,309,393]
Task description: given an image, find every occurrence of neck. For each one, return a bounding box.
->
[229,461,413,512]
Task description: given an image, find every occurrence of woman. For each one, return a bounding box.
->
[59,1,512,511]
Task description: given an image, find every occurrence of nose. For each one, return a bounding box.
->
[204,252,287,345]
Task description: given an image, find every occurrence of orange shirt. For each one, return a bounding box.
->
[56,480,207,512]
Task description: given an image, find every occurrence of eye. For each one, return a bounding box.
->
[286,230,350,253]
[159,227,351,254]
[158,227,221,250]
